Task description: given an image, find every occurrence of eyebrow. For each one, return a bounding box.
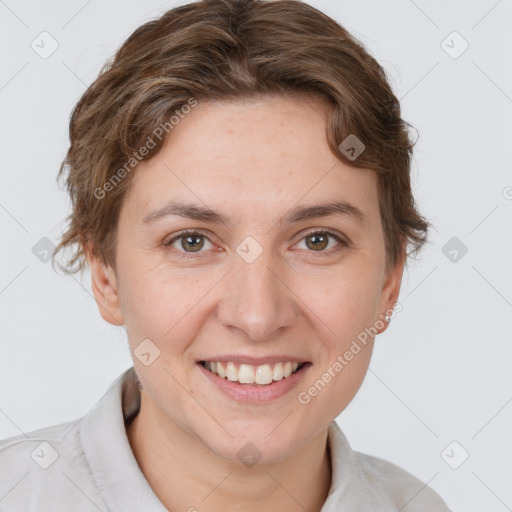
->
[142,199,367,226]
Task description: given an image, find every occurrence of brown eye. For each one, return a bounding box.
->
[180,234,205,252]
[305,233,329,251]
[296,230,345,253]
[165,231,214,254]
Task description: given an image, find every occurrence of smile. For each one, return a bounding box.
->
[201,360,304,385]
[196,360,312,403]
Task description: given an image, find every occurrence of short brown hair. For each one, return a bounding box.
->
[52,0,429,276]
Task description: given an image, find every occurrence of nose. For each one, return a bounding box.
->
[216,249,298,342]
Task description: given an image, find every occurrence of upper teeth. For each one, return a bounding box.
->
[204,361,301,385]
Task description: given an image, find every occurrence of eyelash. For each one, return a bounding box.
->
[164,228,348,258]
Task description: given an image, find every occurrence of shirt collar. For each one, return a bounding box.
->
[80,366,388,511]
[81,367,167,511]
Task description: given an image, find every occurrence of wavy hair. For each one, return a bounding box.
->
[52,0,429,275]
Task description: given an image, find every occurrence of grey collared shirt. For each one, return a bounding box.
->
[0,367,451,511]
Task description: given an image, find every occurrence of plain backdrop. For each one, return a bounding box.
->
[1,1,511,510]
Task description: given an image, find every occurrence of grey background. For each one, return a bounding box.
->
[1,0,511,510]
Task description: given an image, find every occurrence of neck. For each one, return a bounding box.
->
[126,391,332,512]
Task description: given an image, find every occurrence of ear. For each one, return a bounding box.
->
[84,240,125,326]
[376,247,405,334]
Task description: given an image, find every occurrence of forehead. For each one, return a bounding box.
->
[122,96,380,227]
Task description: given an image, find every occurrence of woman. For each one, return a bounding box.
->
[0,0,451,510]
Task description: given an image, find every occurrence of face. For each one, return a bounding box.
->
[88,95,403,464]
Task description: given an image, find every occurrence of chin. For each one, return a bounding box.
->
[199,422,307,466]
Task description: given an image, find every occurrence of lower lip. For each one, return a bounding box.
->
[196,362,312,403]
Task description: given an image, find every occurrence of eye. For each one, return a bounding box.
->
[164,230,216,255]
[295,229,346,252]
[164,228,347,258]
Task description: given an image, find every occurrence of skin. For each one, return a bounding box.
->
[86,95,404,512]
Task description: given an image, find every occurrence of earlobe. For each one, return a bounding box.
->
[84,242,125,326]
[377,249,406,334]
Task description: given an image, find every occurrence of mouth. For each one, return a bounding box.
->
[199,360,308,386]
[195,357,312,403]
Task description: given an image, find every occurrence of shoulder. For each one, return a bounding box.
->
[0,421,106,511]
[354,450,452,511]
[0,420,76,474]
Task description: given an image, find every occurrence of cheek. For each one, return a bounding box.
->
[119,261,216,345]
[296,263,383,344]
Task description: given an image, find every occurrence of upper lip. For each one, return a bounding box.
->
[197,355,309,366]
